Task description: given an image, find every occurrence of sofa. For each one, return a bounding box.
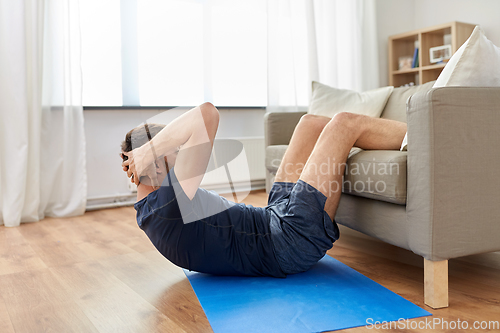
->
[264,81,500,308]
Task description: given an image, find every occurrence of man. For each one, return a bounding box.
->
[121,102,406,277]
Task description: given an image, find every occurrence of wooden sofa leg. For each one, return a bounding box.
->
[424,258,449,309]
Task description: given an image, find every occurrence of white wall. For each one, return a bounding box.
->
[375,0,416,87]
[84,108,266,200]
[376,0,500,87]
[414,0,500,46]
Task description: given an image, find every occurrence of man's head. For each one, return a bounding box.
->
[121,123,165,154]
[121,123,170,186]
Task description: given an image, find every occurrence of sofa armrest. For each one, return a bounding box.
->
[406,87,500,261]
[264,111,306,147]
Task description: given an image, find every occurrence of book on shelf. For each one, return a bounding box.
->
[412,48,419,68]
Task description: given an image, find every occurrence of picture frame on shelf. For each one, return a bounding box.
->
[398,56,413,70]
[429,44,452,64]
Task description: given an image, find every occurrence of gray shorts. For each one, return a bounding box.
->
[267,180,340,275]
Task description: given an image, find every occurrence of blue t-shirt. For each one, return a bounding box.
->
[134,169,286,278]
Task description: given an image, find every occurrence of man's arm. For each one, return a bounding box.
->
[122,102,219,200]
[136,183,155,202]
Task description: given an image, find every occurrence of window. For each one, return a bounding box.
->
[80,0,267,107]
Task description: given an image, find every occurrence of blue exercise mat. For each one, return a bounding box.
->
[184,255,431,333]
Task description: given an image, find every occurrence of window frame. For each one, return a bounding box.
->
[82,106,266,111]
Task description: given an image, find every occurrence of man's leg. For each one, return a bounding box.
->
[299,112,407,220]
[274,114,330,184]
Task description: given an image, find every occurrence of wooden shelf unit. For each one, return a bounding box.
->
[388,21,476,86]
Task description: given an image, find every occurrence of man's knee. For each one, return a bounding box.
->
[331,111,364,124]
[328,112,366,133]
[297,114,329,133]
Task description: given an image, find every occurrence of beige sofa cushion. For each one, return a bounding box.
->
[381,80,436,151]
[265,146,407,205]
[343,150,407,205]
[265,146,363,175]
[380,80,436,123]
[308,81,393,118]
[265,145,288,174]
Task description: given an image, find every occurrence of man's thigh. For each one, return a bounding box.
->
[353,116,407,150]
[298,113,406,200]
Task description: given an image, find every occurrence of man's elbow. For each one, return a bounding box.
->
[200,102,219,116]
[200,102,220,130]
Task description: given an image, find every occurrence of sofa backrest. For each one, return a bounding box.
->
[380,80,436,123]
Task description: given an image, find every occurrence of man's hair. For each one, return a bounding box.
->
[121,123,166,159]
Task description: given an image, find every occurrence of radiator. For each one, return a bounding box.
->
[200,137,266,197]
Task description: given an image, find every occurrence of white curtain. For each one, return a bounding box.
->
[0,0,86,227]
[267,0,379,111]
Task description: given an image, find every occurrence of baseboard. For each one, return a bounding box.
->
[86,193,136,211]
[202,179,266,195]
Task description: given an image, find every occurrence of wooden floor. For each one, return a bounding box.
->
[1,190,499,332]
